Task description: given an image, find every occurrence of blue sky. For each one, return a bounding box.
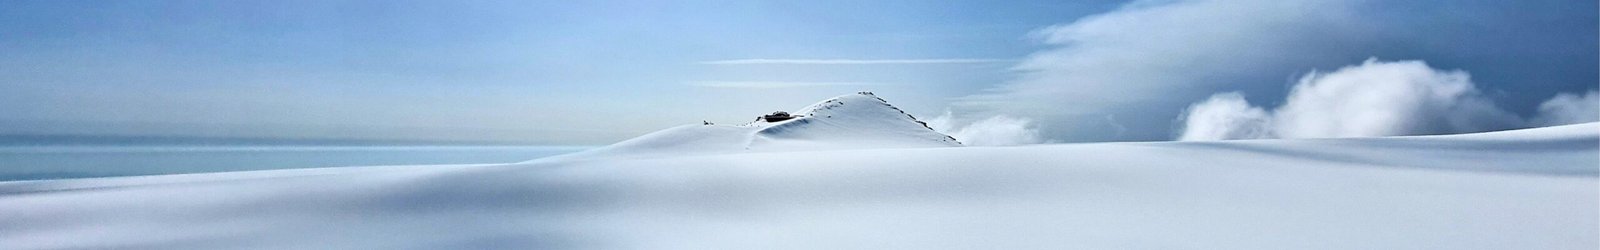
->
[1,0,1594,145]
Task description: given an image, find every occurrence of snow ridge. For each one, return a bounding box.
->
[1,123,1594,249]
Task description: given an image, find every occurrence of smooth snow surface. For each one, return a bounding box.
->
[548,93,959,160]
[1,122,1596,249]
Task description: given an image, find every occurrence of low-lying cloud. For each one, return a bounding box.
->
[1532,90,1600,127]
[1176,92,1272,141]
[925,112,1047,146]
[1179,59,1595,141]
[953,0,1367,142]
[950,0,1595,142]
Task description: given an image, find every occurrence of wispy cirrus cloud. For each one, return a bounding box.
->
[698,58,1011,65]
[686,81,882,89]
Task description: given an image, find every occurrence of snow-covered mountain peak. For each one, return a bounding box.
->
[756,92,959,144]
[794,92,888,116]
[548,92,960,160]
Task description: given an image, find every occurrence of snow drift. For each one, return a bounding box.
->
[0,96,1595,249]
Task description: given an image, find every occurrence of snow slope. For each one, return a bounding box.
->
[549,93,959,160]
[0,120,1595,248]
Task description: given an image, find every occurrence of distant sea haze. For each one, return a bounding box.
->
[0,134,555,146]
[0,135,588,181]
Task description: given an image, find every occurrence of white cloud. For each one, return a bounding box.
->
[686,81,880,89]
[1532,90,1600,126]
[953,0,1596,143]
[926,111,1047,146]
[1177,59,1580,141]
[1271,59,1523,138]
[698,58,1011,65]
[1177,92,1272,141]
[952,0,1373,141]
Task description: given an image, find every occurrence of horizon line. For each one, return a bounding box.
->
[686,80,884,89]
[698,58,1012,65]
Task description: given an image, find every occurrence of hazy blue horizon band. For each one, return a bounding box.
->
[0,144,590,182]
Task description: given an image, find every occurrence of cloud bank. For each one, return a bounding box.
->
[952,0,1595,142]
[1179,59,1594,141]
[925,112,1046,146]
[955,0,1366,141]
